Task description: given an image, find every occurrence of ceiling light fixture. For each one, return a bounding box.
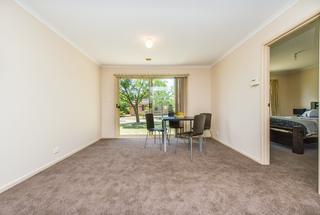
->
[145,39,154,48]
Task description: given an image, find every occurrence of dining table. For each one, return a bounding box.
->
[161,116,194,152]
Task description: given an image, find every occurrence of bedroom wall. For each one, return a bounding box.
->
[101,66,212,138]
[271,67,319,116]
[211,0,320,163]
[295,67,319,110]
[0,0,101,193]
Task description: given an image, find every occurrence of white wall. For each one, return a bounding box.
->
[0,0,101,192]
[211,0,320,163]
[101,66,212,138]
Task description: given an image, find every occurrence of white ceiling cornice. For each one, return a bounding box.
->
[101,64,212,71]
[13,0,99,65]
[210,0,299,69]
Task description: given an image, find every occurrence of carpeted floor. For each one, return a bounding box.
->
[0,138,319,215]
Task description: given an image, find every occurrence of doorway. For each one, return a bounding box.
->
[117,77,175,136]
[261,15,320,193]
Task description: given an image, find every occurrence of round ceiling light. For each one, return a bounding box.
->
[145,39,154,48]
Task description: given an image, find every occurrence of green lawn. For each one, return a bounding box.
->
[120,116,162,135]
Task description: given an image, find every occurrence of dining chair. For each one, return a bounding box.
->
[200,113,213,149]
[175,114,206,160]
[144,113,166,149]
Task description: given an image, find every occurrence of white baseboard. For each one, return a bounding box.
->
[212,137,262,164]
[0,138,101,194]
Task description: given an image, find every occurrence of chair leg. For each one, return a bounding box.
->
[203,135,207,154]
[204,135,207,151]
[199,136,203,152]
[154,132,156,144]
[190,136,193,161]
[144,132,149,148]
[199,135,206,154]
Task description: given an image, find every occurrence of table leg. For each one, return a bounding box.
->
[163,120,167,152]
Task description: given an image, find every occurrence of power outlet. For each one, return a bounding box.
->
[53,147,60,155]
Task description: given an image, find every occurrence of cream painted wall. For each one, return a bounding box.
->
[101,66,212,138]
[271,67,319,116]
[211,0,320,163]
[0,0,100,192]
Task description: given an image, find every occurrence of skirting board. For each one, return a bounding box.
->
[0,138,101,194]
[212,137,263,165]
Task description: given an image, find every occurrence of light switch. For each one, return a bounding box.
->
[250,78,260,87]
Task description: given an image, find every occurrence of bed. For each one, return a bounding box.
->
[270,108,318,154]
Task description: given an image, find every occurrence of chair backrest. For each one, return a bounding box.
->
[193,114,206,135]
[200,113,212,130]
[145,113,155,130]
[168,111,175,117]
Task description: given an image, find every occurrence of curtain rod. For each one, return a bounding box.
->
[114,74,189,78]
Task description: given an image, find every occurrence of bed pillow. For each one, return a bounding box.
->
[309,109,318,118]
[301,109,318,118]
[301,110,309,117]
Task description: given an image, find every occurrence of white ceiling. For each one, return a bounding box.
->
[270,22,318,73]
[16,0,297,66]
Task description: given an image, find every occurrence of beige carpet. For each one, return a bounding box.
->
[0,138,319,215]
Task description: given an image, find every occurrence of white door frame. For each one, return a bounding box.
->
[114,77,120,137]
[318,20,320,195]
[260,45,270,165]
[260,14,320,193]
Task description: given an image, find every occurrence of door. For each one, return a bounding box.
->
[151,78,175,125]
[117,77,176,136]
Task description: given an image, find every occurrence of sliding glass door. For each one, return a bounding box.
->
[151,78,175,121]
[117,77,176,136]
